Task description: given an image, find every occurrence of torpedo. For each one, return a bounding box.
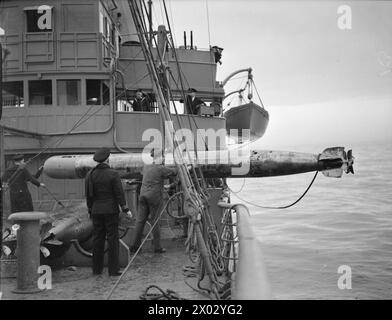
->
[43,147,354,180]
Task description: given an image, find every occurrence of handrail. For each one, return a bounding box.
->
[218,201,271,300]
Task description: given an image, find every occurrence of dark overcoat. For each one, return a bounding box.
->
[85,163,126,215]
[184,96,205,114]
[2,164,40,213]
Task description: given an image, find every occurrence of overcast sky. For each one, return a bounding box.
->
[160,0,392,145]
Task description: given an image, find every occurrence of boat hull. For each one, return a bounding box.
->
[224,102,269,141]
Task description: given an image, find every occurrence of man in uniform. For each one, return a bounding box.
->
[181,88,206,115]
[132,89,151,112]
[130,149,178,254]
[85,148,132,276]
[2,154,45,213]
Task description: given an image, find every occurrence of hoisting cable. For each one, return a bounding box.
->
[229,170,319,210]
[251,78,266,108]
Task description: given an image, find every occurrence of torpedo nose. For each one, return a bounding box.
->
[44,156,78,179]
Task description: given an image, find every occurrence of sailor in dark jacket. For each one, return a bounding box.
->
[130,149,178,253]
[2,154,45,213]
[132,89,151,112]
[85,148,132,276]
[181,88,205,114]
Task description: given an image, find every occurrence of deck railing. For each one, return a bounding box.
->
[218,200,271,299]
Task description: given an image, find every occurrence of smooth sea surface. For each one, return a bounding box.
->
[227,140,392,299]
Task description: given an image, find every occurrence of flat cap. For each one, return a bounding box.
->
[93,148,110,163]
[188,88,197,93]
[12,154,24,161]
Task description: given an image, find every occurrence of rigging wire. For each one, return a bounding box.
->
[1,102,105,188]
[167,0,177,45]
[157,0,212,192]
[159,10,228,266]
[251,79,266,108]
[1,76,133,190]
[106,191,184,300]
[139,1,224,298]
[229,170,319,210]
[161,0,212,158]
[133,0,198,195]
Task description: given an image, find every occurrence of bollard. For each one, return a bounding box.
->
[8,211,48,294]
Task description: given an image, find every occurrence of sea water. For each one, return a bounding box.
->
[227,141,392,299]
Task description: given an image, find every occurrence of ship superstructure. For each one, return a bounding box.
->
[0,0,226,201]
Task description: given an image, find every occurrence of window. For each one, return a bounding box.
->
[57,80,81,106]
[86,80,101,105]
[25,7,53,33]
[29,80,52,105]
[2,81,24,108]
[99,13,104,34]
[86,80,110,105]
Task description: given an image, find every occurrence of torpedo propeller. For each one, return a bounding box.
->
[345,149,355,174]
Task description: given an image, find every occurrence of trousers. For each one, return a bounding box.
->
[131,195,162,251]
[92,213,119,275]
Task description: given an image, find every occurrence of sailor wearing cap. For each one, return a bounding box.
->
[129,148,178,254]
[181,88,206,115]
[1,154,45,213]
[132,89,151,112]
[85,148,132,276]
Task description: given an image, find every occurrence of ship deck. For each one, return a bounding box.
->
[0,239,207,300]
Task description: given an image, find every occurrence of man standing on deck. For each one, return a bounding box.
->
[85,148,132,276]
[129,149,178,254]
[2,154,45,213]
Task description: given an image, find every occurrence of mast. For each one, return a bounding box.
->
[128,1,222,298]
[157,25,170,109]
[156,24,170,151]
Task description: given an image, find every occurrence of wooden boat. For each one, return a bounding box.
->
[224,102,269,141]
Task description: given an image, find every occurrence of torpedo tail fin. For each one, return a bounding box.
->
[319,147,354,178]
